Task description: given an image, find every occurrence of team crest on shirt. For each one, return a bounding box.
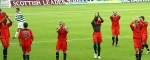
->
[22,31,30,40]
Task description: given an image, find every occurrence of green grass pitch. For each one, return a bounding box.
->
[0,2,150,60]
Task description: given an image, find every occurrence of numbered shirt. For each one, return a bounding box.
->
[15,12,25,22]
[18,29,34,46]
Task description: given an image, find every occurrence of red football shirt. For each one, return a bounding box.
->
[57,28,68,41]
[141,22,148,34]
[130,22,142,38]
[110,15,121,29]
[0,23,12,39]
[18,29,34,46]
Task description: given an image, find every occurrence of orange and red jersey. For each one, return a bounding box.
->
[18,29,34,46]
[110,15,121,29]
[141,21,148,34]
[130,22,142,39]
[0,23,12,39]
[57,28,68,41]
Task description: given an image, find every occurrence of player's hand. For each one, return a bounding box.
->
[63,22,65,26]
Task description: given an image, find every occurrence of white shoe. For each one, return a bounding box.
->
[146,51,150,54]
[98,56,101,59]
[94,54,97,58]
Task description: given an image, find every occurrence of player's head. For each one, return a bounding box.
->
[113,10,117,16]
[139,16,145,21]
[94,13,98,21]
[59,21,64,28]
[3,18,7,24]
[134,20,139,28]
[23,22,28,28]
[16,8,20,13]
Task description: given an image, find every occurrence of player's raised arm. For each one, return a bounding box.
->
[18,32,22,46]
[0,12,7,23]
[130,21,134,28]
[7,18,12,24]
[63,22,68,33]
[97,12,104,23]
[91,19,96,25]
[56,28,60,32]
[91,14,98,25]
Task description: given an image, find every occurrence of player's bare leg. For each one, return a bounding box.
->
[63,51,67,60]
[97,42,101,59]
[135,48,139,60]
[13,28,22,39]
[93,42,97,58]
[56,50,59,60]
[112,35,115,46]
[3,46,8,60]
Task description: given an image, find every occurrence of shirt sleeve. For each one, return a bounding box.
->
[117,15,121,21]
[110,15,113,21]
[130,22,134,31]
[30,30,34,39]
[143,22,148,26]
[7,23,12,27]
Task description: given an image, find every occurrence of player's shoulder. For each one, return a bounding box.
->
[22,29,32,31]
[18,12,23,14]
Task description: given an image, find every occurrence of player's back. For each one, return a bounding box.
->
[18,29,34,46]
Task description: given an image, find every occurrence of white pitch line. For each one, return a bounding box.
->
[7,36,132,45]
[1,35,150,45]
[6,8,150,16]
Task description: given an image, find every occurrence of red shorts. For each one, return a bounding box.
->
[112,28,120,35]
[22,46,31,52]
[1,38,9,47]
[93,32,102,43]
[133,38,142,49]
[56,41,67,51]
[142,34,147,43]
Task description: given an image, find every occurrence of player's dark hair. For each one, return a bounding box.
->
[140,16,145,21]
[23,22,28,28]
[16,8,20,11]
